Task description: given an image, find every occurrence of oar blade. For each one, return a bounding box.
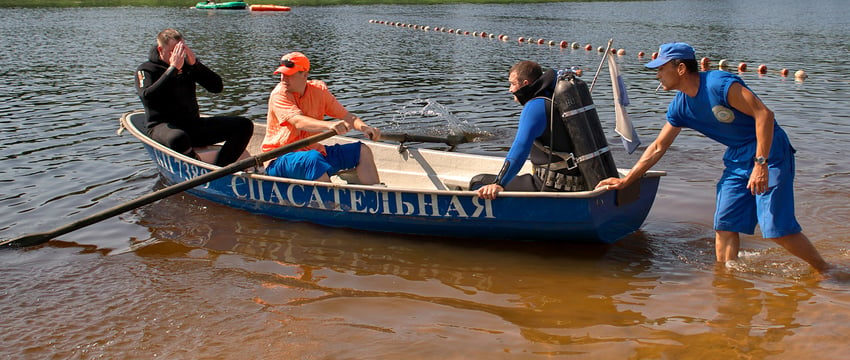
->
[381,132,469,146]
[0,232,53,249]
[3,128,338,249]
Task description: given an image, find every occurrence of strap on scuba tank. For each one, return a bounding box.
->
[533,141,577,171]
[560,104,596,119]
[576,146,610,163]
[533,142,610,168]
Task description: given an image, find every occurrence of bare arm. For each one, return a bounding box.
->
[342,112,381,141]
[727,82,774,195]
[288,114,351,135]
[596,122,681,190]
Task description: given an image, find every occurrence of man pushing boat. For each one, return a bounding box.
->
[596,42,834,275]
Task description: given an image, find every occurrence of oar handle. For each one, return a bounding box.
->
[1,130,337,248]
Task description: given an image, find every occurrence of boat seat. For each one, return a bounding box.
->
[331,168,360,185]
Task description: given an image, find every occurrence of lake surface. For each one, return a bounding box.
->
[2,0,849,358]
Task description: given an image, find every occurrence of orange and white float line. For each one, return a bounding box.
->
[369,19,809,80]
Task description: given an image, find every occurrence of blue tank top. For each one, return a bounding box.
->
[666,71,791,163]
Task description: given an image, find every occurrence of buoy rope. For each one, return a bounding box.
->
[368,19,808,80]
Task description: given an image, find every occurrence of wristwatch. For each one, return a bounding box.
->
[754,156,768,165]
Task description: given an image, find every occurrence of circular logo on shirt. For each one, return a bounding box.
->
[712,105,735,123]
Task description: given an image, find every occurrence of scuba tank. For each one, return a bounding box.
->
[550,70,619,189]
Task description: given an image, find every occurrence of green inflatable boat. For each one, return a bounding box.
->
[195,1,248,10]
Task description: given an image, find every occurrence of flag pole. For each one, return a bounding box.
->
[589,38,613,93]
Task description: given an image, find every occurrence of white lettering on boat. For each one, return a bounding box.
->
[287,184,305,207]
[227,177,496,219]
[470,196,494,218]
[148,147,497,219]
[151,147,210,188]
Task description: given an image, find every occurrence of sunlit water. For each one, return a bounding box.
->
[1,0,849,358]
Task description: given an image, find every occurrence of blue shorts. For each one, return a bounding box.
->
[714,147,801,238]
[266,142,362,180]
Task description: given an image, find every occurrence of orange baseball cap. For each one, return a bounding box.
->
[274,52,310,75]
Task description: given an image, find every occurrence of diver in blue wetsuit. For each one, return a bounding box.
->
[474,61,584,200]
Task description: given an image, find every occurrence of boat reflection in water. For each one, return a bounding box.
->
[129,191,814,357]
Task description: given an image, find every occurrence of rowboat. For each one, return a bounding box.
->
[119,110,664,244]
[249,4,291,11]
[195,1,247,10]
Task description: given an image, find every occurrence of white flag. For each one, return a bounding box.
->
[608,54,641,154]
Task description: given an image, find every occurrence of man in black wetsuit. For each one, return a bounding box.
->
[135,28,253,166]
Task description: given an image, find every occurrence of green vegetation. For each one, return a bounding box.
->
[0,0,600,8]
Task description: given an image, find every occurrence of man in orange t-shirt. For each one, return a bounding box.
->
[261,52,381,184]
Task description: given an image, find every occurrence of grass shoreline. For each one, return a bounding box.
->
[0,0,610,8]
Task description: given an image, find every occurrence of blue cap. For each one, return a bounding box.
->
[645,42,696,69]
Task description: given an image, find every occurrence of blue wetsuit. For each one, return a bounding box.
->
[498,97,549,186]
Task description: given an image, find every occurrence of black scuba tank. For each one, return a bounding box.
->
[552,72,619,189]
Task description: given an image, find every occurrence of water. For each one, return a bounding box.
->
[1,0,850,358]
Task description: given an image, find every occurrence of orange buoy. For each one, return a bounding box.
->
[700,57,710,71]
[518,36,525,43]
[637,51,645,57]
[738,62,747,72]
[651,52,658,60]
[537,38,545,45]
[780,68,789,76]
[584,44,592,51]
[757,64,767,74]
[559,40,568,48]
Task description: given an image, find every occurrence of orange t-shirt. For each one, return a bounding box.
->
[261,80,349,156]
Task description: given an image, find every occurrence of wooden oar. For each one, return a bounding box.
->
[1,130,337,249]
[381,132,468,146]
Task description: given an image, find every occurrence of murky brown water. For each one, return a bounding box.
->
[2,1,850,358]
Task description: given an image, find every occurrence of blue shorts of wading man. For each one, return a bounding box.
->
[715,141,800,238]
[265,142,362,180]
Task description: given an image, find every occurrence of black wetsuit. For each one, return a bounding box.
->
[135,46,252,166]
